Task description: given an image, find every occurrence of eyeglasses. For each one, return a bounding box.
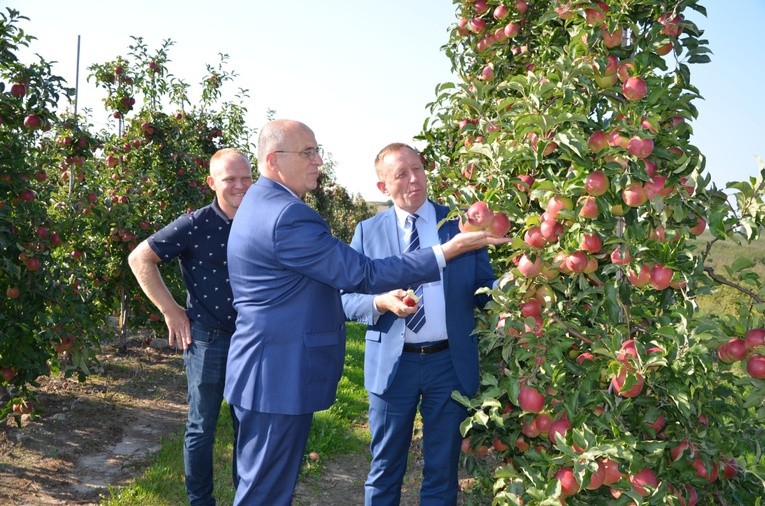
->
[274,147,324,159]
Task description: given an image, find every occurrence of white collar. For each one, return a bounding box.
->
[393,200,434,228]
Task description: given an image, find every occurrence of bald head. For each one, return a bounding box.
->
[257,119,323,198]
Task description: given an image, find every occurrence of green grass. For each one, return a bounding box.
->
[102,322,370,506]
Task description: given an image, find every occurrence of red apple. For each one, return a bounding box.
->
[25,257,41,271]
[518,385,545,413]
[601,25,623,48]
[566,251,589,273]
[650,264,673,290]
[488,212,510,237]
[630,468,658,496]
[617,61,634,82]
[555,467,579,496]
[578,196,599,219]
[645,414,666,434]
[533,413,553,435]
[480,65,494,81]
[23,114,42,130]
[623,76,648,101]
[493,5,509,19]
[402,289,420,307]
[601,459,621,485]
[611,367,644,397]
[1,366,16,382]
[586,461,606,490]
[645,174,674,198]
[617,339,639,363]
[465,201,493,230]
[747,354,765,379]
[628,264,651,287]
[546,195,573,220]
[607,128,628,148]
[587,131,608,153]
[581,232,602,253]
[692,458,719,483]
[584,7,605,25]
[627,136,654,159]
[689,216,707,236]
[671,439,695,462]
[722,458,738,479]
[548,418,572,443]
[622,183,647,207]
[610,246,631,265]
[504,22,521,38]
[6,286,20,299]
[718,338,748,363]
[585,171,609,196]
[517,254,542,278]
[744,328,765,352]
[469,17,486,33]
[524,226,547,248]
[473,0,489,15]
[540,219,564,243]
[10,83,27,98]
[520,298,542,318]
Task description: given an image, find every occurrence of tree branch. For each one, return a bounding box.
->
[547,313,593,345]
[704,266,764,304]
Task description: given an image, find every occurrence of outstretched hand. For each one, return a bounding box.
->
[374,289,419,318]
[442,230,511,261]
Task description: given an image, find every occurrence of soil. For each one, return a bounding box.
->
[0,336,473,505]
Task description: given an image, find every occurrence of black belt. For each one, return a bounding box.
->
[402,341,449,354]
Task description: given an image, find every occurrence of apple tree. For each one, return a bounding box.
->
[418,0,765,503]
[75,39,255,350]
[0,8,104,421]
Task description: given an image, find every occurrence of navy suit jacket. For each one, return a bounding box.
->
[342,201,495,397]
[225,177,441,415]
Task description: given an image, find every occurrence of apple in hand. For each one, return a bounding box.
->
[402,289,420,307]
[489,211,511,237]
[460,201,494,231]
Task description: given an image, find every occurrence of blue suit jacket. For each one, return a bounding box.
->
[342,202,495,397]
[225,177,441,415]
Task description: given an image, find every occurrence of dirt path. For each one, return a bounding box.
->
[0,338,471,505]
[0,338,188,505]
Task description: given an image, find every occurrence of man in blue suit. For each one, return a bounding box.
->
[342,143,497,505]
[225,120,507,505]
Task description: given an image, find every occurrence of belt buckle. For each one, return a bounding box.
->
[419,345,427,356]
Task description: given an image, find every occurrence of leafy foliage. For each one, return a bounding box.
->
[418,1,765,503]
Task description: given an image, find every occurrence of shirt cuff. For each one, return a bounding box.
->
[432,245,446,269]
[371,297,383,324]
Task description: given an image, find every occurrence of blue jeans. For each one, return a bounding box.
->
[184,322,239,506]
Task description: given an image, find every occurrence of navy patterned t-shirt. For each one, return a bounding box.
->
[147,199,236,332]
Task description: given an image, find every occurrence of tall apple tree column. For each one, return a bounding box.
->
[418,1,765,503]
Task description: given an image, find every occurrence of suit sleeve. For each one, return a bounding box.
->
[275,201,438,295]
[341,222,379,324]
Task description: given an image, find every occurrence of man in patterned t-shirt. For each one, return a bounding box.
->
[128,148,253,506]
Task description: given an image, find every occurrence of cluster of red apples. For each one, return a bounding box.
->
[459,200,511,237]
[717,328,765,380]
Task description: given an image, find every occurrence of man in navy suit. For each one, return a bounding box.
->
[224,120,508,505]
[342,143,497,505]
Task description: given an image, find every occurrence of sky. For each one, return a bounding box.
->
[9,1,765,202]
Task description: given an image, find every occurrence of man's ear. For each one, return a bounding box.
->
[206,175,216,191]
[376,180,388,195]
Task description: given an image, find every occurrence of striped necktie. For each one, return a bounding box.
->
[404,214,426,333]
